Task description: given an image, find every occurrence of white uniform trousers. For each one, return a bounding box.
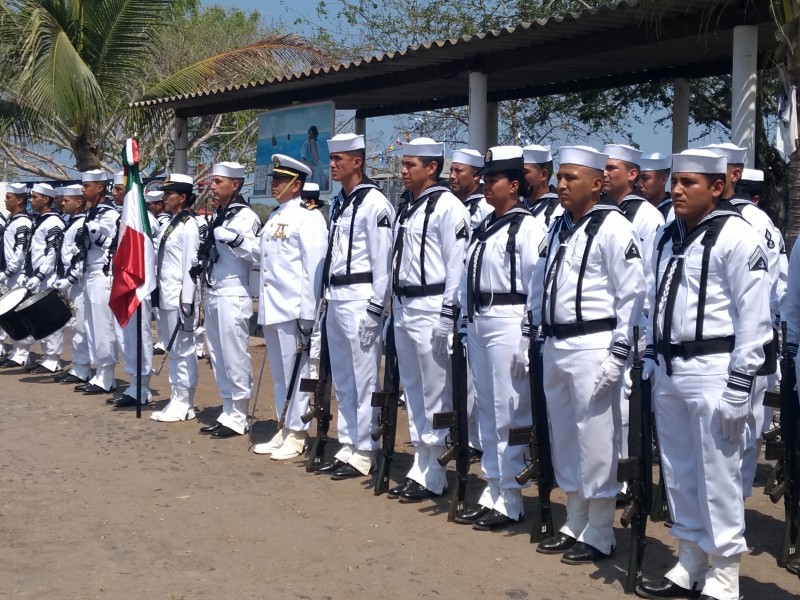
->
[263,320,311,434]
[115,296,153,401]
[327,299,382,475]
[468,316,531,520]
[393,305,450,495]
[84,271,117,390]
[741,374,767,498]
[156,308,199,391]
[66,283,91,380]
[205,293,252,434]
[543,339,621,555]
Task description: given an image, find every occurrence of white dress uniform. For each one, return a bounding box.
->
[392,183,469,494]
[205,196,261,434]
[647,203,771,600]
[323,181,394,474]
[460,205,546,520]
[463,190,493,230]
[22,210,66,370]
[528,199,645,555]
[152,209,200,421]
[526,191,564,231]
[58,210,91,380]
[258,194,327,452]
[656,193,675,223]
[2,212,33,365]
[619,192,665,315]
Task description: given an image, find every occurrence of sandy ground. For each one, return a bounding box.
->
[1,336,798,600]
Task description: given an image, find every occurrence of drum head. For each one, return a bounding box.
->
[0,287,29,315]
[15,289,72,340]
[0,287,31,340]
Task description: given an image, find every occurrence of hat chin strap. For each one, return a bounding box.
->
[274,174,298,201]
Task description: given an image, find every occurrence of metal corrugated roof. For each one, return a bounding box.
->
[133,0,775,118]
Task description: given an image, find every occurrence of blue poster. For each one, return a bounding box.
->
[254,101,334,197]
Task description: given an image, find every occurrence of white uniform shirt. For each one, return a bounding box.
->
[157,210,200,310]
[392,185,470,314]
[648,204,772,389]
[27,211,65,285]
[59,212,86,283]
[656,194,674,223]
[619,193,665,316]
[324,183,395,314]
[528,201,646,356]
[1,213,32,278]
[527,192,564,231]
[84,202,119,274]
[463,190,493,230]
[207,198,260,296]
[258,197,327,326]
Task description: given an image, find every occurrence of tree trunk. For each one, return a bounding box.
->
[70,133,101,171]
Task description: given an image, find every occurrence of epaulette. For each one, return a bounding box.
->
[301,199,323,211]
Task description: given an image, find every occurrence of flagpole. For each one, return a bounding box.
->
[136,304,142,419]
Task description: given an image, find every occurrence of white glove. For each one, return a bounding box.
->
[591,354,627,399]
[214,227,238,244]
[190,256,200,268]
[86,221,101,241]
[641,358,657,380]
[719,387,750,443]
[298,319,315,342]
[16,275,27,288]
[431,316,454,356]
[24,277,38,291]
[53,278,70,292]
[0,272,7,285]
[511,336,530,379]
[358,312,382,347]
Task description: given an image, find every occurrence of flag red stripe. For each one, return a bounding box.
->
[109,228,147,328]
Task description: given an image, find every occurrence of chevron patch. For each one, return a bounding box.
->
[748,246,768,272]
[624,239,641,260]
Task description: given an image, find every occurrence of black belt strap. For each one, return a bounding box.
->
[657,336,735,361]
[329,271,373,287]
[395,282,445,298]
[479,292,527,306]
[542,317,616,340]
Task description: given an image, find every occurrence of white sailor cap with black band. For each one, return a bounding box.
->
[269,154,312,179]
[302,182,321,199]
[62,184,83,197]
[741,168,764,183]
[603,143,642,167]
[699,143,747,165]
[113,171,125,186]
[522,144,552,164]
[212,161,246,179]
[32,183,56,198]
[145,190,164,204]
[54,186,66,197]
[558,145,609,171]
[672,149,726,174]
[478,146,524,175]
[81,169,109,182]
[162,173,194,195]
[451,149,484,169]
[327,133,365,153]
[403,137,444,157]
[640,152,671,172]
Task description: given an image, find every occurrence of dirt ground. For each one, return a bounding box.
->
[1,335,799,600]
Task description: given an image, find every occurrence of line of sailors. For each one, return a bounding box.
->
[0,133,792,600]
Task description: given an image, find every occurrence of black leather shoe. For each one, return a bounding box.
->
[536,532,577,555]
[561,541,611,565]
[787,555,800,575]
[330,463,364,480]
[83,384,114,395]
[56,372,86,384]
[473,509,515,531]
[454,505,490,524]
[74,382,91,392]
[199,423,223,435]
[635,578,700,599]
[398,481,440,503]
[387,478,412,499]
[0,359,23,368]
[314,459,345,475]
[113,395,148,408]
[210,425,240,439]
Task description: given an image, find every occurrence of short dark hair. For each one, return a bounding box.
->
[537,160,554,178]
[419,155,444,179]
[703,173,727,187]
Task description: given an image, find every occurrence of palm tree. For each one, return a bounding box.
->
[0,0,328,172]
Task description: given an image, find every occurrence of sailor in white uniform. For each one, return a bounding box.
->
[639,152,674,222]
[529,145,645,565]
[389,137,469,503]
[636,149,772,600]
[198,161,261,439]
[308,134,394,477]
[523,144,563,229]
[449,148,492,230]
[253,155,327,460]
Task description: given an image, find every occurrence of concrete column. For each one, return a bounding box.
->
[173,115,189,174]
[672,79,690,153]
[355,117,366,137]
[732,25,758,167]
[486,102,499,148]
[468,71,488,152]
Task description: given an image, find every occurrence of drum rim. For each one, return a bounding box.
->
[0,287,30,314]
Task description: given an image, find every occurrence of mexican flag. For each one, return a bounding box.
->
[109,139,156,328]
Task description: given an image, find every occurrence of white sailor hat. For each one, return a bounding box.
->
[269,154,312,179]
[212,161,246,179]
[6,183,27,195]
[640,152,671,172]
[741,168,764,183]
[522,144,552,164]
[145,190,164,204]
[303,182,320,193]
[672,149,726,175]
[32,183,56,198]
[603,143,642,167]
[54,186,66,197]
[81,169,109,182]
[451,149,484,169]
[113,171,125,186]
[699,143,747,165]
[162,173,194,195]
[327,133,365,153]
[558,145,609,171]
[479,146,524,175]
[403,137,444,157]
[62,184,83,197]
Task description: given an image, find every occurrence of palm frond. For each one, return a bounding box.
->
[138,33,330,101]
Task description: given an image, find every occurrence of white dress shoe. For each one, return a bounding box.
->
[270,444,302,461]
[252,439,283,455]
[150,406,196,422]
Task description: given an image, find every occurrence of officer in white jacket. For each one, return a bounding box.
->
[523,144,563,229]
[309,134,394,477]
[389,137,470,503]
[635,149,772,600]
[150,174,201,423]
[198,162,261,439]
[529,145,645,565]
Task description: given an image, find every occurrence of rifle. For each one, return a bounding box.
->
[371,315,400,495]
[189,207,225,282]
[763,321,800,568]
[649,427,671,523]
[300,314,332,472]
[508,328,555,543]
[432,317,470,521]
[616,326,653,594]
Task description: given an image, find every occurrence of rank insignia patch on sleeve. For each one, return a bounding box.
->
[748,246,768,271]
[377,209,391,228]
[624,239,641,260]
[455,220,468,240]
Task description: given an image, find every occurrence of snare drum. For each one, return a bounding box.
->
[15,289,73,340]
[0,287,32,340]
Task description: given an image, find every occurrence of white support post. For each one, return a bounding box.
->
[469,71,488,152]
[174,115,189,174]
[672,79,690,153]
[732,25,758,167]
